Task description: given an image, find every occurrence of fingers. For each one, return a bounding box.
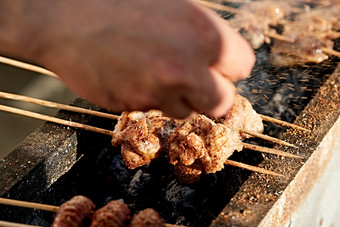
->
[213,19,255,81]
[182,67,236,118]
[204,67,236,116]
[159,92,196,119]
[198,5,255,81]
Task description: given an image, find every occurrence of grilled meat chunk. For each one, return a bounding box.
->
[90,200,131,227]
[52,195,95,227]
[112,110,179,169]
[129,208,163,227]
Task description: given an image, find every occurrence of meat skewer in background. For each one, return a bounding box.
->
[227,0,297,49]
[270,6,340,66]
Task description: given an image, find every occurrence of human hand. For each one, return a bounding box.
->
[1,0,255,119]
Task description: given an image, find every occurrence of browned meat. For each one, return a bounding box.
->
[111,95,263,183]
[270,32,333,66]
[173,161,204,185]
[167,115,243,175]
[52,195,95,227]
[229,0,294,49]
[112,110,179,169]
[129,208,163,227]
[89,200,131,227]
[270,7,340,66]
[217,94,264,139]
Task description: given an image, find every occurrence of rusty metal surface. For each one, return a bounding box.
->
[210,65,340,227]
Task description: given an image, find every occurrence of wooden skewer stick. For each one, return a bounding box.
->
[0,197,58,212]
[0,197,183,227]
[225,160,284,177]
[240,129,298,148]
[319,31,340,39]
[0,56,58,78]
[264,32,294,43]
[0,220,41,227]
[0,90,309,134]
[0,104,114,136]
[196,0,243,14]
[259,114,310,132]
[322,47,340,58]
[242,142,302,159]
[0,91,119,120]
[0,97,297,149]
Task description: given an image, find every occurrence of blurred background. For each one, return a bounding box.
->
[0,61,77,159]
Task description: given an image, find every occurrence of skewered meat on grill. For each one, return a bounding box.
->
[112,110,180,169]
[52,195,95,227]
[270,7,340,66]
[167,114,243,174]
[215,94,264,139]
[111,95,263,184]
[129,208,164,227]
[90,200,131,227]
[229,0,294,49]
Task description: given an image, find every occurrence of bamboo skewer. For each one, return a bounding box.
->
[0,92,299,148]
[264,32,294,43]
[0,91,119,120]
[322,47,340,58]
[225,160,284,177]
[0,56,58,78]
[0,90,308,134]
[240,129,298,148]
[0,220,41,227]
[0,104,113,136]
[1,90,310,133]
[0,197,58,212]
[259,114,310,132]
[242,142,302,159]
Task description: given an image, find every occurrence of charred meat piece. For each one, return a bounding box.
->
[129,208,163,227]
[112,95,263,183]
[90,200,131,227]
[173,161,204,185]
[52,195,95,227]
[168,115,243,175]
[217,94,264,139]
[112,110,179,169]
